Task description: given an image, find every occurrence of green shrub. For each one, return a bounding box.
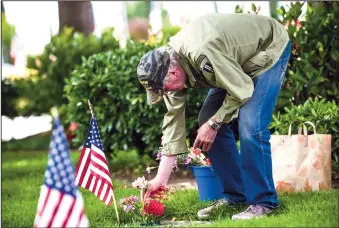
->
[11,27,120,117]
[275,2,339,110]
[1,79,19,118]
[64,40,208,157]
[270,98,339,171]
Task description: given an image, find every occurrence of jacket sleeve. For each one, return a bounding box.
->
[201,44,254,123]
[161,89,189,155]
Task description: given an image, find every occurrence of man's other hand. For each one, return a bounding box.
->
[193,121,218,152]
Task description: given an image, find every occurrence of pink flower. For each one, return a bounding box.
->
[184,156,192,165]
[156,150,162,160]
[132,176,148,189]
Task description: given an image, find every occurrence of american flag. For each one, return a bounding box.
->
[75,116,113,206]
[34,117,89,228]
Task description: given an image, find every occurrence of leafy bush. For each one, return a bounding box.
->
[64,40,208,157]
[9,27,120,117]
[1,79,19,118]
[275,2,339,110]
[270,98,339,171]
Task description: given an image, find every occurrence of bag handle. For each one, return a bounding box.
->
[288,122,307,136]
[303,121,317,135]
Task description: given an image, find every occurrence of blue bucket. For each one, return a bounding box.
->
[190,166,224,201]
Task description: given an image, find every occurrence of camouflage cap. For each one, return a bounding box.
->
[137,47,170,105]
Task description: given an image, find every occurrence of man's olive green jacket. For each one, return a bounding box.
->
[161,13,290,155]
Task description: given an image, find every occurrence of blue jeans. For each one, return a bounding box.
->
[198,42,291,209]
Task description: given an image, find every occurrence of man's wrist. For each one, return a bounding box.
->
[210,116,222,125]
[208,117,221,130]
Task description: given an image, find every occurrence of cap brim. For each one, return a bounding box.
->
[146,90,163,105]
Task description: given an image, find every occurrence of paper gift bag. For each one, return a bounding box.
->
[270,121,332,192]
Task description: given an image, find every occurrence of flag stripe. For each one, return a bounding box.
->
[91,158,111,179]
[38,190,60,227]
[49,193,65,227]
[75,148,91,185]
[91,150,109,170]
[91,177,98,193]
[91,144,106,158]
[102,184,110,202]
[97,182,104,199]
[89,176,96,192]
[61,198,76,227]
[94,179,102,196]
[76,210,85,227]
[75,146,86,175]
[105,189,113,206]
[66,191,85,227]
[37,186,50,216]
[85,174,93,189]
[91,147,107,164]
[81,165,91,188]
[99,183,108,200]
[91,165,112,184]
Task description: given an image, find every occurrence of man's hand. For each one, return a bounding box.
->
[143,178,164,201]
[193,120,218,152]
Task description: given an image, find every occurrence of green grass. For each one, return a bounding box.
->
[2,150,338,227]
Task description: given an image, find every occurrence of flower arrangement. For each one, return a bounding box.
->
[149,147,211,172]
[176,147,211,167]
[119,176,176,224]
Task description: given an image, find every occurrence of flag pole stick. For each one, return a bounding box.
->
[51,106,59,119]
[111,190,120,224]
[87,100,120,224]
[87,100,94,117]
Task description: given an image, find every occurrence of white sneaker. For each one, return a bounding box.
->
[197,199,229,219]
[232,205,273,220]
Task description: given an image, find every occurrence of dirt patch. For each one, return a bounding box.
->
[115,170,339,190]
[114,169,198,190]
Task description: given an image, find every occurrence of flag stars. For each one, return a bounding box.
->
[62,178,69,185]
[48,159,54,166]
[55,182,63,189]
[66,166,73,173]
[55,137,62,144]
[54,174,60,181]
[45,171,51,178]
[50,167,57,174]
[57,163,64,170]
[58,144,65,151]
[65,185,71,192]
[46,178,53,185]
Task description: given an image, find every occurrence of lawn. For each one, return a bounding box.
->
[2,150,338,227]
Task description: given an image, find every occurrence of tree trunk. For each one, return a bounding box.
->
[58,1,94,36]
[2,1,5,13]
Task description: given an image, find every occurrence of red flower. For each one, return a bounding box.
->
[144,199,165,216]
[295,19,302,29]
[193,148,201,156]
[206,158,211,166]
[149,185,169,201]
[69,122,79,132]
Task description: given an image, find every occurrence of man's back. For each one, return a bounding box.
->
[169,13,289,73]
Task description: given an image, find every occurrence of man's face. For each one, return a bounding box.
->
[163,64,186,93]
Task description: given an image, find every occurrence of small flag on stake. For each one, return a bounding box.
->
[34,107,89,228]
[75,100,120,223]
